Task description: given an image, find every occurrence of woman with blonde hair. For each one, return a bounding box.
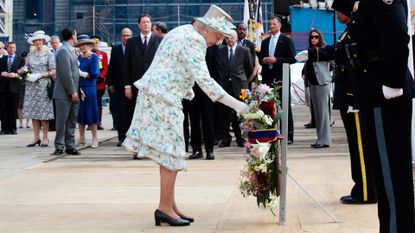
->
[24,31,56,147]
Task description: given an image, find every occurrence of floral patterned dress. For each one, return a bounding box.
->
[23,50,55,120]
[123,25,226,171]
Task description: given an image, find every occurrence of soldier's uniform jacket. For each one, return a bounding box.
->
[347,0,415,107]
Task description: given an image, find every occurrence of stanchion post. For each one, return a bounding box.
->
[279,63,290,225]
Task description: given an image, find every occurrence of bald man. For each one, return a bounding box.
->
[106,28,132,146]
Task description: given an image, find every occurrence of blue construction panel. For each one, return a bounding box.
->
[290,6,346,51]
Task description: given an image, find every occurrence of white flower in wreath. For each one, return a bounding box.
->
[254,163,267,173]
[250,142,271,160]
[265,194,278,208]
[262,115,274,126]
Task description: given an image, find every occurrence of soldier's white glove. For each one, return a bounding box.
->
[295,50,309,62]
[218,92,249,115]
[347,106,360,113]
[26,73,42,82]
[79,69,89,78]
[382,85,403,99]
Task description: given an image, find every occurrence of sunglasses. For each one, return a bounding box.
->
[310,35,320,39]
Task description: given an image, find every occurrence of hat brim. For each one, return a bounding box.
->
[74,39,96,47]
[27,35,51,44]
[195,17,235,39]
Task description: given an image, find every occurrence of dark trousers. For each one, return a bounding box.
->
[109,90,119,130]
[0,89,18,132]
[96,89,105,125]
[182,100,190,153]
[118,92,136,143]
[188,86,215,154]
[371,99,414,233]
[49,100,56,131]
[278,88,294,141]
[217,81,244,145]
[340,108,377,201]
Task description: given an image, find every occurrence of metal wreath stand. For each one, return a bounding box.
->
[278,63,341,224]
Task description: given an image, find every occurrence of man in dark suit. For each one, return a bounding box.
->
[349,0,415,232]
[0,42,25,135]
[216,30,253,148]
[237,23,260,86]
[258,16,296,144]
[122,14,161,155]
[107,27,132,146]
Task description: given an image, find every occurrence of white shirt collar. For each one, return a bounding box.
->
[228,43,237,51]
[271,31,281,40]
[140,32,152,42]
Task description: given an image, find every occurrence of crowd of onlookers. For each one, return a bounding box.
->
[0,14,330,159]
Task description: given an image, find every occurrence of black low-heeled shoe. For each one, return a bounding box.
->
[27,139,41,147]
[154,209,190,226]
[178,214,194,223]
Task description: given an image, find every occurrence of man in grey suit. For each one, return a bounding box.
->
[52,28,80,155]
[216,30,253,147]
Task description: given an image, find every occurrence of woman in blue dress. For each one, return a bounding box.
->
[75,35,100,148]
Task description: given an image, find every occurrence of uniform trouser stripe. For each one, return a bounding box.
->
[353,112,368,201]
[373,107,397,233]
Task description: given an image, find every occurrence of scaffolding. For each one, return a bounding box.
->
[0,0,13,38]
[93,0,274,45]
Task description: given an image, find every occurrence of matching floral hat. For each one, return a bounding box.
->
[195,5,235,39]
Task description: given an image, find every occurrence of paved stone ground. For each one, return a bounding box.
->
[0,105,413,233]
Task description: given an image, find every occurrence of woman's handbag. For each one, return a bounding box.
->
[47,79,54,99]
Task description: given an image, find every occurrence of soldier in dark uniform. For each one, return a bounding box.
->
[296,0,377,205]
[331,0,378,205]
[349,0,415,232]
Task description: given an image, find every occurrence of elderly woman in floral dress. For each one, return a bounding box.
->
[123,5,247,227]
[23,31,56,147]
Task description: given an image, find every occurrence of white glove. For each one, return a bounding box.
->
[26,73,42,82]
[218,92,249,115]
[382,85,403,99]
[79,69,89,78]
[347,106,360,113]
[295,50,309,62]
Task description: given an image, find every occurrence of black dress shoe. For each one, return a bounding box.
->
[188,151,203,159]
[304,123,316,129]
[287,139,293,145]
[10,131,17,135]
[65,148,81,155]
[340,195,351,201]
[116,141,122,147]
[341,196,377,204]
[218,142,230,148]
[206,152,215,160]
[0,131,7,135]
[311,143,329,148]
[178,214,194,223]
[52,149,63,155]
[154,209,190,226]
